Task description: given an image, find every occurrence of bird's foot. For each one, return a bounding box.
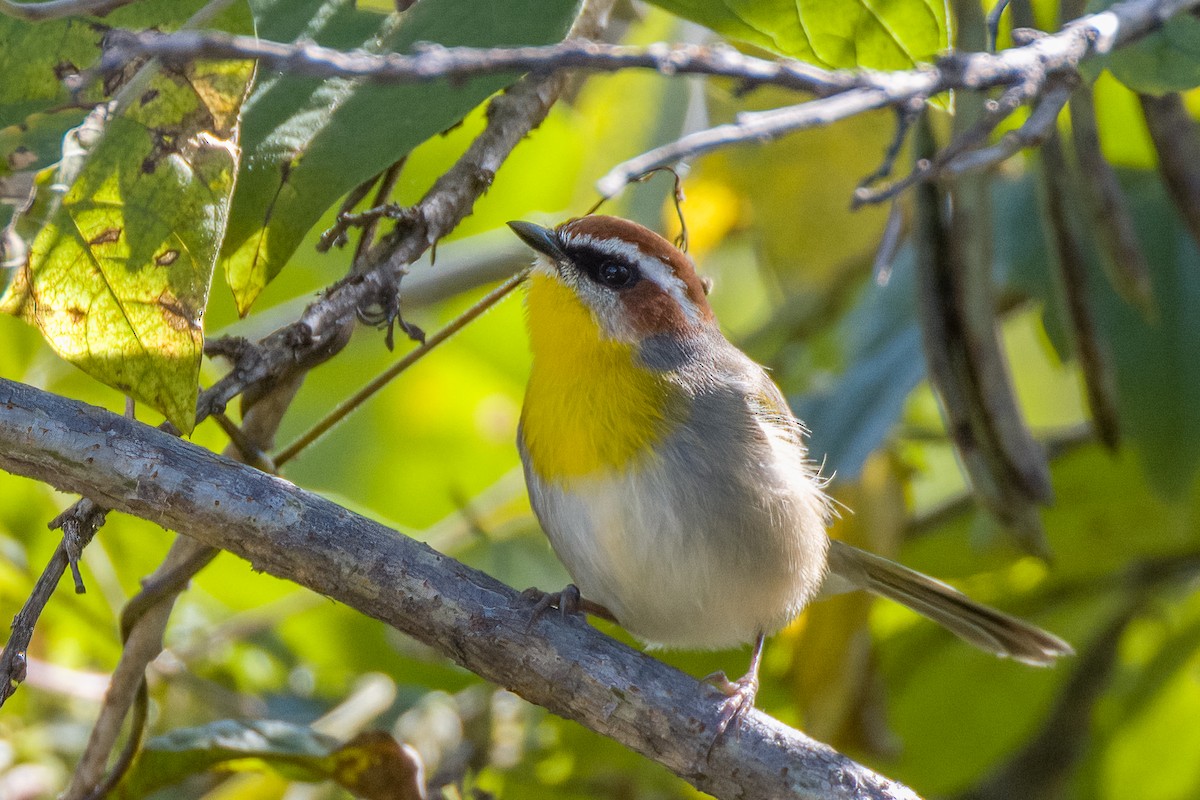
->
[703,669,760,739]
[521,585,615,632]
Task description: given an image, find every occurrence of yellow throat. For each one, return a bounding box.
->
[521,272,673,482]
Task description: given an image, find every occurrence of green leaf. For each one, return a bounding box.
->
[0,0,235,184]
[640,0,949,69]
[119,720,423,799]
[796,324,925,480]
[220,0,582,315]
[1086,0,1200,93]
[1,10,254,432]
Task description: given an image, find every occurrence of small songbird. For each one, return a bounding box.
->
[509,215,1072,729]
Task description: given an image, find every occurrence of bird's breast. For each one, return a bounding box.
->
[521,273,679,482]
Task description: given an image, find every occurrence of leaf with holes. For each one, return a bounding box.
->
[641,0,949,69]
[1,9,253,433]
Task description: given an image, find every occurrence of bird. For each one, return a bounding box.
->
[507,214,1073,731]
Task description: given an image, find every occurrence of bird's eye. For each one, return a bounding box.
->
[598,261,633,288]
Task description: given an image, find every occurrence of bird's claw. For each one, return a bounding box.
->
[521,585,617,632]
[521,584,584,632]
[703,670,760,740]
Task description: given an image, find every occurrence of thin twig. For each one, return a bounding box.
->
[274,271,528,468]
[0,505,104,707]
[601,0,1199,197]
[853,82,1035,208]
[353,158,407,269]
[943,78,1074,174]
[858,99,924,191]
[600,87,907,198]
[315,171,390,253]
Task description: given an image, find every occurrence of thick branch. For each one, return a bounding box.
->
[0,377,921,800]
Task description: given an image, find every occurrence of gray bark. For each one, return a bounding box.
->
[0,377,921,800]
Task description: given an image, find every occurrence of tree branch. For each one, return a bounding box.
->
[91,31,854,95]
[0,377,922,800]
[598,0,1199,195]
[51,0,1200,204]
[89,0,1197,98]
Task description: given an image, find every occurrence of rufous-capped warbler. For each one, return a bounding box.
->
[508,215,1071,729]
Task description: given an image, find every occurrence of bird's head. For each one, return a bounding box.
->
[508,215,713,345]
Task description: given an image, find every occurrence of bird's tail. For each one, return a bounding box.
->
[825,540,1073,666]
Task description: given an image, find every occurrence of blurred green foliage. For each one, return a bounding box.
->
[2,0,1200,798]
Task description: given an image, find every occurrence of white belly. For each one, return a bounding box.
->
[523,422,830,650]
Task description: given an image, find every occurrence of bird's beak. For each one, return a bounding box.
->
[508,220,567,264]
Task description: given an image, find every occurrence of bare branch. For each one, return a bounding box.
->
[943,78,1073,175]
[40,0,1195,202]
[0,505,103,707]
[599,87,910,197]
[857,100,924,192]
[90,31,853,96]
[79,0,1197,102]
[0,377,924,800]
[602,0,1200,196]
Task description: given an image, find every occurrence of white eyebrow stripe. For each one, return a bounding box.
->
[563,232,701,325]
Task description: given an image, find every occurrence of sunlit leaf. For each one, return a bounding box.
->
[0,0,233,210]
[1,30,253,431]
[641,0,950,69]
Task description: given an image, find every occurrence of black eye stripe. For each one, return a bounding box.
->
[568,244,641,290]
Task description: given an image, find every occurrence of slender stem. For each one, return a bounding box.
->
[274,271,528,468]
